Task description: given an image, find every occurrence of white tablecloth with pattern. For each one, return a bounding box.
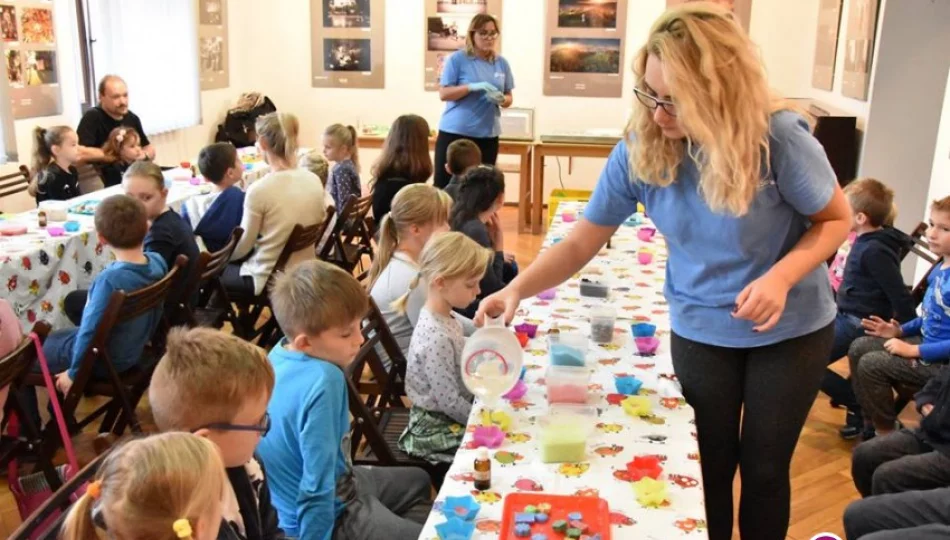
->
[419,201,708,540]
[0,160,270,331]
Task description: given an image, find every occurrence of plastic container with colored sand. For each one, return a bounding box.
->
[549,333,587,367]
[539,404,595,463]
[589,306,616,344]
[546,365,589,405]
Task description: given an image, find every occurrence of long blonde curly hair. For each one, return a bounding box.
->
[628,2,805,216]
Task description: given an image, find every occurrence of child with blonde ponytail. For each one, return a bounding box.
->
[226,112,327,296]
[61,432,226,540]
[323,123,362,210]
[368,184,453,365]
[397,232,492,464]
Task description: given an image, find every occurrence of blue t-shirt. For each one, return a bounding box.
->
[901,263,950,362]
[438,50,515,138]
[256,342,356,539]
[585,111,837,347]
[68,252,167,379]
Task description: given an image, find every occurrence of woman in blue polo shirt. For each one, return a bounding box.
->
[475,5,851,540]
[433,13,514,189]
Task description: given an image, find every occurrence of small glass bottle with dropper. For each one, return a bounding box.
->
[474,448,491,491]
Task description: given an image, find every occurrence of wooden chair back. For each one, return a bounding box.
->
[8,451,107,540]
[0,165,31,200]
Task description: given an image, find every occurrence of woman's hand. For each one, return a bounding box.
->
[733,271,791,332]
[474,286,522,326]
[884,338,919,359]
[861,316,903,339]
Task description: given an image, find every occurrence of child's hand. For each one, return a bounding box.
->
[922,404,935,416]
[732,271,791,332]
[55,372,73,395]
[504,252,516,264]
[883,338,919,359]
[487,213,504,251]
[862,316,902,338]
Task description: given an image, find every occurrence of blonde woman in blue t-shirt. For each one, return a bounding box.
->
[476,4,851,540]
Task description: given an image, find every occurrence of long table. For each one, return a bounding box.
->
[419,202,708,539]
[0,162,270,330]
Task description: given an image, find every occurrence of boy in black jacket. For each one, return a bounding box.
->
[850,365,950,498]
[149,328,284,540]
[822,178,916,439]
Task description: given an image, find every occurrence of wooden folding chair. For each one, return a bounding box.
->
[321,194,374,277]
[360,298,408,406]
[171,228,244,330]
[9,450,107,540]
[0,165,32,201]
[232,214,335,347]
[0,323,56,489]
[23,256,186,451]
[344,303,448,489]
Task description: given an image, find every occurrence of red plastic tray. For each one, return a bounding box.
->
[499,493,612,540]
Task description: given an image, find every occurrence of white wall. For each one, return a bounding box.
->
[916,66,950,282]
[0,0,905,213]
[0,0,251,213]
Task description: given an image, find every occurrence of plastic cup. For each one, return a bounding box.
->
[590,306,617,344]
[637,250,654,265]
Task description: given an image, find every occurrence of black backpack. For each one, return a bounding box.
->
[215,95,277,147]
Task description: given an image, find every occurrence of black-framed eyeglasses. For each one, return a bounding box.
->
[633,87,678,117]
[476,30,499,39]
[196,412,271,437]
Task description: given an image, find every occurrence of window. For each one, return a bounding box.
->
[77,0,201,135]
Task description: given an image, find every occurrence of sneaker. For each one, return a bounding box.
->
[839,424,862,440]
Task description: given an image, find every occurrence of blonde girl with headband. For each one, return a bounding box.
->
[368,184,452,366]
[476,3,851,539]
[226,112,327,296]
[396,232,491,464]
[323,123,362,210]
[61,432,227,540]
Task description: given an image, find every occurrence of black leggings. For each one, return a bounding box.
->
[670,323,834,540]
[433,131,499,189]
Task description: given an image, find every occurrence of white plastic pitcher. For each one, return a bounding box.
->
[460,316,523,405]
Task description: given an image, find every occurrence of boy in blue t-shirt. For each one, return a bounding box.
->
[22,195,167,426]
[849,196,950,442]
[257,260,431,540]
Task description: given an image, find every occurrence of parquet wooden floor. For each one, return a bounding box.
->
[0,207,887,539]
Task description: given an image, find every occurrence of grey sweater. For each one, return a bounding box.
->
[405,308,474,424]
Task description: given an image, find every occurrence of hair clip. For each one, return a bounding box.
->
[86,480,102,500]
[172,519,192,538]
[116,128,126,144]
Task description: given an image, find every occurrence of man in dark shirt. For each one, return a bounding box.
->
[77,74,155,163]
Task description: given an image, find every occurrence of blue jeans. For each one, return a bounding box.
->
[821,312,866,414]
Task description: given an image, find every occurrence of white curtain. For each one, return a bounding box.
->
[0,38,16,164]
[87,0,200,135]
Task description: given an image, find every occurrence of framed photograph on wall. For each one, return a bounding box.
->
[841,0,878,101]
[197,0,229,90]
[311,0,385,89]
[811,0,843,91]
[543,0,628,98]
[4,1,63,119]
[423,0,502,92]
[665,0,752,32]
